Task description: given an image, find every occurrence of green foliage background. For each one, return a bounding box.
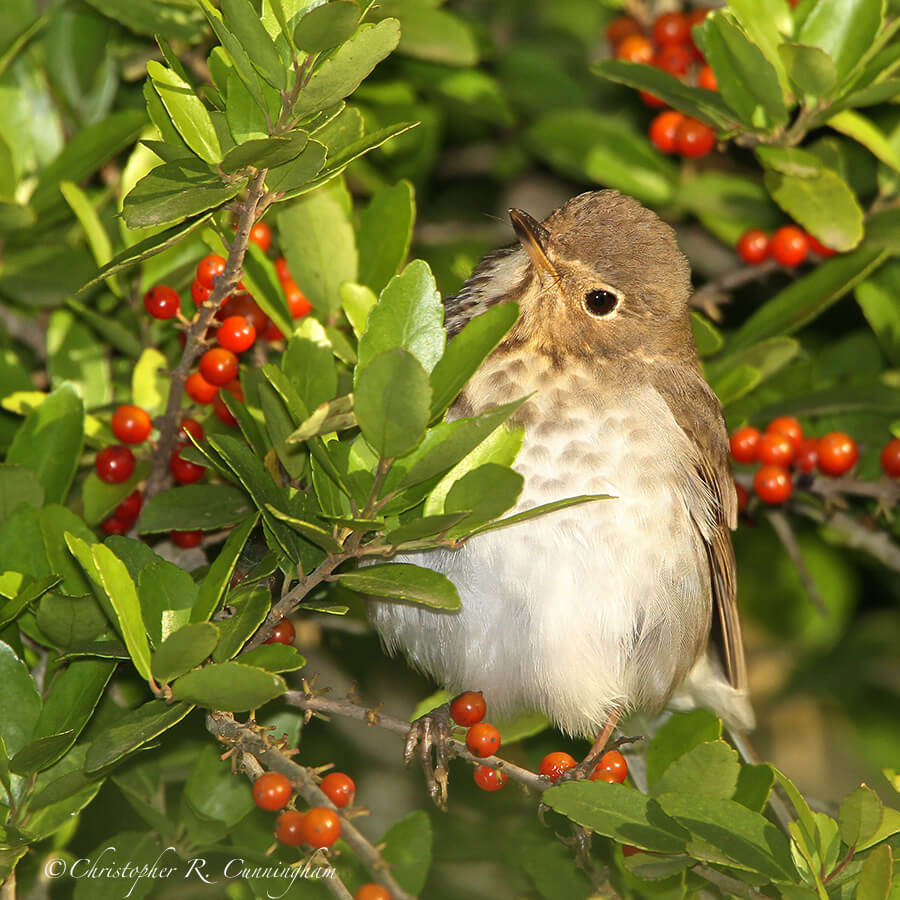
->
[0,0,898,897]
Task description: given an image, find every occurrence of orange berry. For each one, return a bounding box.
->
[881,438,900,478]
[754,464,792,504]
[300,807,341,848]
[649,110,685,154]
[767,416,804,449]
[473,765,506,791]
[729,426,761,463]
[249,221,272,252]
[698,64,717,90]
[253,772,292,811]
[817,432,858,476]
[758,432,795,467]
[275,810,306,846]
[354,885,391,900]
[539,751,577,781]
[597,749,628,783]
[466,722,501,758]
[111,404,152,444]
[450,691,486,727]
[617,34,654,63]
[675,117,716,157]
[606,15,642,46]
[653,12,690,46]
[320,772,355,808]
[736,229,769,264]
[771,225,809,267]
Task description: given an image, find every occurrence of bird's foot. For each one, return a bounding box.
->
[404,704,454,809]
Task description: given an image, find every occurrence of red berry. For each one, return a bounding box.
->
[178,417,204,443]
[881,438,900,478]
[466,722,501,758]
[170,448,206,484]
[754,464,793,504]
[190,279,212,306]
[597,749,628,783]
[199,347,239,386]
[639,90,667,108]
[249,221,272,253]
[473,765,506,792]
[354,885,391,900]
[807,233,837,258]
[320,772,355,808]
[275,256,291,282]
[654,43,692,76]
[100,516,128,535]
[653,12,690,46]
[284,280,312,318]
[300,807,341,848]
[589,769,620,783]
[767,416,804,449]
[794,437,819,473]
[736,229,770,265]
[817,432,858,476]
[606,15,642,46]
[115,490,143,524]
[143,285,180,319]
[697,64,717,90]
[217,315,257,353]
[265,618,296,645]
[735,481,749,513]
[214,380,243,427]
[758,432,795,467]
[196,254,226,289]
[171,529,203,548]
[263,320,285,342]
[617,34,654,63]
[95,445,135,484]
[253,772,293,811]
[221,293,268,333]
[676,117,716,157]
[185,372,218,405]
[450,691,487,727]
[275,810,306,846]
[729,426,761,463]
[649,110,685,154]
[771,225,809,267]
[110,404,152,444]
[539,751,577,781]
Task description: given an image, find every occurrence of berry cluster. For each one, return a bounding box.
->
[447,691,506,790]
[536,748,629,783]
[607,10,719,159]
[729,416,898,506]
[737,226,837,267]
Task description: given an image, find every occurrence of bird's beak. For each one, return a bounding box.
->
[508,208,559,279]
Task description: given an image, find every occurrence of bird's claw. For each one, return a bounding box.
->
[404,705,454,809]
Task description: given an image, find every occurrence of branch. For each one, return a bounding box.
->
[207,711,413,900]
[764,508,828,616]
[690,260,780,320]
[145,168,270,500]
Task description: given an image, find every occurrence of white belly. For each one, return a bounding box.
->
[371,369,713,737]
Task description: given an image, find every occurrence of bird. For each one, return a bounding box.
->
[370,189,753,797]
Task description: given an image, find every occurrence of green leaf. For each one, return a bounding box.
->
[858,806,900,852]
[277,182,358,316]
[147,60,221,164]
[122,160,245,229]
[463,493,611,540]
[221,130,309,174]
[212,585,271,662]
[193,513,259,623]
[376,2,477,66]
[591,61,735,129]
[81,464,148,526]
[855,262,900,364]
[293,0,360,51]
[0,641,41,758]
[283,317,339,413]
[185,744,255,826]
[856,843,892,900]
[797,0,885,83]
[265,138,327,195]
[76,213,214,293]
[221,0,285,89]
[0,465,43,519]
[151,622,219,682]
[264,505,342,553]
[780,43,838,97]
[239,643,306,672]
[33,657,115,746]
[544,781,689,853]
[66,297,142,359]
[0,574,60,630]
[358,259,445,375]
[84,699,194,774]
[650,740,740,799]
[657,793,797,880]
[341,282,378,338]
[380,810,433,893]
[726,0,793,96]
[527,106,678,206]
[711,364,762,407]
[10,732,75,777]
[444,463,523,533]
[384,513,470,545]
[138,484,253,533]
[338,563,461,609]
[733,763,775,812]
[706,336,800,384]
[65,535,152,683]
[839,785,884,847]
[59,181,114,282]
[730,246,888,348]
[171,662,286,710]
[36,594,109,648]
[701,12,788,131]
[828,110,900,174]
[646,710,722,788]
[691,312,724,356]
[358,180,415,295]
[47,310,111,409]
[293,19,401,118]
[355,349,431,458]
[7,383,83,505]
[287,393,355,443]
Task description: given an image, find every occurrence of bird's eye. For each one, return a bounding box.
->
[583,288,619,317]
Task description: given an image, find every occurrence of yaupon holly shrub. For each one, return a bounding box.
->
[0,1,898,898]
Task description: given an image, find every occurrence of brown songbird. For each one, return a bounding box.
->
[371,190,753,789]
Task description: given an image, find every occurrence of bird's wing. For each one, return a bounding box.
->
[651,365,747,692]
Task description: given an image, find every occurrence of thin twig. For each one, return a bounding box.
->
[144,168,271,500]
[207,711,413,900]
[794,503,900,573]
[690,260,780,320]
[764,508,828,616]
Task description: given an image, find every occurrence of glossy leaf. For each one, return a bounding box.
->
[0,465,43,520]
[779,43,838,97]
[239,643,306,672]
[857,843,892,900]
[221,0,285,89]
[293,0,359,51]
[283,317,339,413]
[797,0,885,83]
[380,809,433,894]
[828,110,900,174]
[355,349,431,459]
[650,741,740,799]
[193,513,259,623]
[839,784,884,847]
[358,180,415,295]
[727,0,792,96]
[338,563,461,609]
[265,138,327,195]
[646,710,722,788]
[171,662,286,710]
[221,129,308,173]
[212,585,270,662]
[151,622,219,683]
[443,463,522,533]
[463,493,610,540]
[138,484,253,534]
[0,641,41,758]
[855,262,900,364]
